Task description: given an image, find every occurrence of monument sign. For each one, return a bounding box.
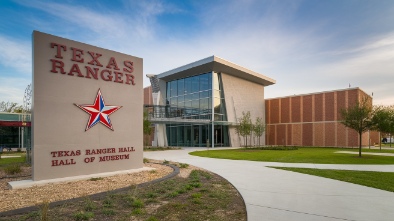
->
[32,31,143,180]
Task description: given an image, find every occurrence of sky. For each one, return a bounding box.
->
[1,0,394,105]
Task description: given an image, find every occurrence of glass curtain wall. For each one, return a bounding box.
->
[165,72,229,147]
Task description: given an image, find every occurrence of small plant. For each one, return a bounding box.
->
[191,198,202,204]
[143,158,149,163]
[83,197,96,211]
[163,159,169,164]
[145,192,158,198]
[149,170,157,174]
[4,163,22,175]
[73,211,94,221]
[103,197,114,208]
[190,182,202,188]
[102,208,116,216]
[184,184,193,190]
[89,177,103,181]
[132,198,144,208]
[38,200,50,221]
[191,193,202,199]
[167,191,179,198]
[179,163,189,168]
[132,208,143,215]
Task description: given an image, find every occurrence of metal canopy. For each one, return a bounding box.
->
[157,56,276,86]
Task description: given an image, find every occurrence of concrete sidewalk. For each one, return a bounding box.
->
[144,148,394,221]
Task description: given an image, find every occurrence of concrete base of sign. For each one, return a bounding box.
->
[8,167,154,190]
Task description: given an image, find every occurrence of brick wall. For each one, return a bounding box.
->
[265,88,379,147]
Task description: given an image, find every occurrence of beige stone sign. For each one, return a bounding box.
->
[32,31,143,181]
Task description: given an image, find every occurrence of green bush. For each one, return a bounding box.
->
[132,198,144,208]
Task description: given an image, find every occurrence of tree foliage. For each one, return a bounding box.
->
[236,111,253,147]
[340,97,374,157]
[0,101,23,113]
[253,117,265,147]
[372,105,394,147]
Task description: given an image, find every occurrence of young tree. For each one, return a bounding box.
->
[340,97,374,157]
[143,111,153,147]
[371,106,392,150]
[236,111,252,147]
[253,117,265,147]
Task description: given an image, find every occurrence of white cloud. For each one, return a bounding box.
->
[0,77,30,104]
[0,35,31,74]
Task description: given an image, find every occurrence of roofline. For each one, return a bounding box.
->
[265,87,372,100]
[156,55,276,86]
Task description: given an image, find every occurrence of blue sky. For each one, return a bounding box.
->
[1,0,394,105]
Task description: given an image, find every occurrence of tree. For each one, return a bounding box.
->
[253,117,265,147]
[0,101,23,113]
[340,97,374,157]
[371,105,392,150]
[236,111,252,147]
[143,111,153,147]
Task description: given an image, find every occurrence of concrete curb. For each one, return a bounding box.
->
[0,163,179,217]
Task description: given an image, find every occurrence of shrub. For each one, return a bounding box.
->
[132,198,144,208]
[83,198,96,211]
[102,209,115,216]
[4,163,22,175]
[73,211,94,221]
[143,158,149,163]
[179,163,189,168]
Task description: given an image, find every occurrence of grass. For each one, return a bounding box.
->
[272,167,394,192]
[0,153,26,167]
[2,169,246,221]
[190,147,394,164]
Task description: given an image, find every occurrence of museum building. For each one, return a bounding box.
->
[265,88,379,147]
[144,56,379,148]
[144,56,276,147]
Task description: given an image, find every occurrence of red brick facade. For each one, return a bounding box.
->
[144,86,153,105]
[265,88,379,147]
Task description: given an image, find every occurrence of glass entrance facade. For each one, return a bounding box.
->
[164,72,229,147]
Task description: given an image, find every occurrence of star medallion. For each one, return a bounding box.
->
[75,89,122,131]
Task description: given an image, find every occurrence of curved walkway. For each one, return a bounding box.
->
[144,148,394,221]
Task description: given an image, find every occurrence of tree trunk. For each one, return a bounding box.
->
[379,132,382,151]
[379,133,382,151]
[358,131,362,157]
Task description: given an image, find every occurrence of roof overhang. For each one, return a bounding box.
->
[156,56,276,86]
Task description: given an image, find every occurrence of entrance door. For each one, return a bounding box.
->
[193,125,200,147]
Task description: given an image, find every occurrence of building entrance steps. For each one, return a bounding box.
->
[144,148,394,221]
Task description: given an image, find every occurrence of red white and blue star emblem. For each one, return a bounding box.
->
[75,89,122,131]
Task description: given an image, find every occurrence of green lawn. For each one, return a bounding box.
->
[271,167,394,192]
[189,147,394,164]
[0,153,26,167]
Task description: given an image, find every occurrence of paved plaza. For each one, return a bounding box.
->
[144,148,394,221]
